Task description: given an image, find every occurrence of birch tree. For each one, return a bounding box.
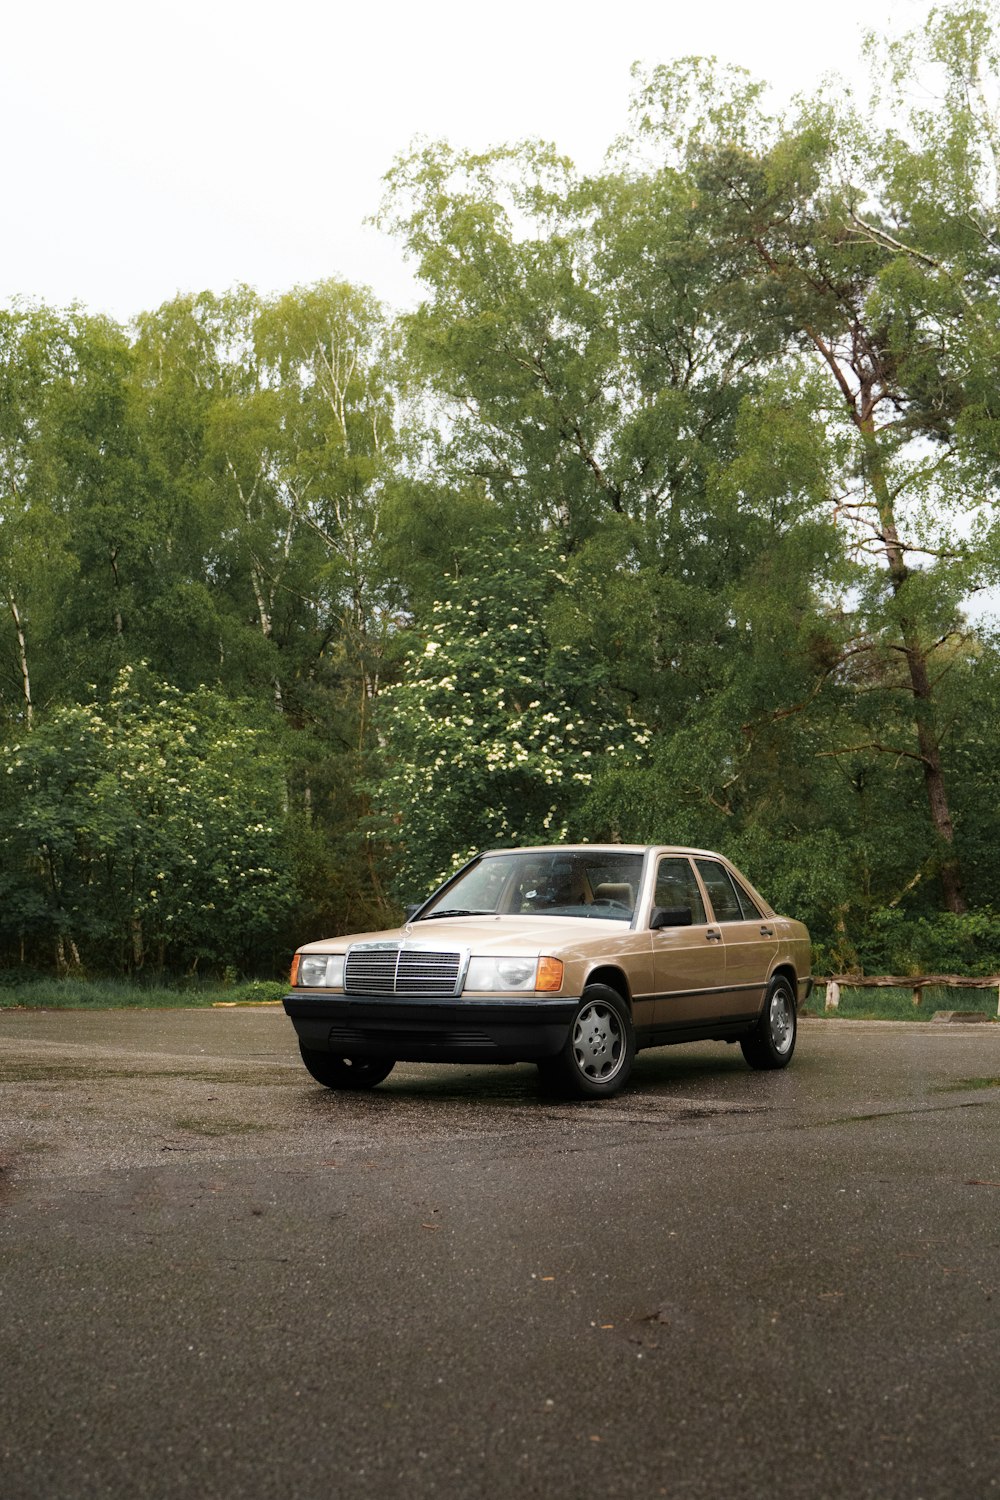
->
[0,307,77,730]
[629,17,1000,914]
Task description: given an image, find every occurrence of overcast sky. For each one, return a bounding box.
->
[3,0,915,322]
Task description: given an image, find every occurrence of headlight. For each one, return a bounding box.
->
[463,956,563,993]
[296,954,345,989]
[465,956,538,992]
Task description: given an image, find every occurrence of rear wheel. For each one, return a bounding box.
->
[740,975,796,1070]
[539,985,635,1099]
[298,1042,395,1091]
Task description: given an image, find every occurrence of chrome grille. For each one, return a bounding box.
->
[395,950,462,993]
[344,943,462,997]
[344,947,398,993]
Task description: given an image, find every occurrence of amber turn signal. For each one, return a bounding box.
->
[535,956,564,992]
[290,953,301,986]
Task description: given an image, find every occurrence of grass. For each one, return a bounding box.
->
[1,976,996,1020]
[808,984,1000,1022]
[0,976,287,1010]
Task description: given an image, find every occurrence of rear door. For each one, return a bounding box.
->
[694,859,778,1022]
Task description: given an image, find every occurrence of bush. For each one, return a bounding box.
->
[855,907,1000,976]
[0,669,297,974]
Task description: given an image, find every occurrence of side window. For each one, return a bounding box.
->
[654,857,707,925]
[732,880,763,920]
[694,860,744,923]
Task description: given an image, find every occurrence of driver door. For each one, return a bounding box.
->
[650,855,728,1027]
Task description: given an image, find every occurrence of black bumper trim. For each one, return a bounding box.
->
[283,993,579,1063]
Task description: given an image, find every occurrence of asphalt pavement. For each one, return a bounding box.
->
[1,1008,999,1499]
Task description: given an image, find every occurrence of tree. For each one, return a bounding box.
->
[0,669,297,973]
[379,132,848,909]
[371,544,649,897]
[0,305,82,729]
[132,282,417,933]
[628,24,1000,914]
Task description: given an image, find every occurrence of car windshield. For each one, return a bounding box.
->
[419,851,645,922]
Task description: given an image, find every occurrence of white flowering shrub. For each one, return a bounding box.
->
[372,548,650,898]
[0,668,296,972]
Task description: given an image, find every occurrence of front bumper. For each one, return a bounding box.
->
[283,991,579,1064]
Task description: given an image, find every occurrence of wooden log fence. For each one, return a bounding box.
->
[821,975,1000,1017]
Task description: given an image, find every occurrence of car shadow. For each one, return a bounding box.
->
[297,1043,769,1114]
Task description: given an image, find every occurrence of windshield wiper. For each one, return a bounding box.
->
[418,908,492,920]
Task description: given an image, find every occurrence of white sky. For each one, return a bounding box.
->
[0,0,918,323]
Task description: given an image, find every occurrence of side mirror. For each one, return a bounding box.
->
[404,903,422,922]
[650,906,693,930]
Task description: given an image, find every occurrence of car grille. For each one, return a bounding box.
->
[344,944,462,997]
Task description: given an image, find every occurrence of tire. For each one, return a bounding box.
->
[539,985,635,1099]
[740,974,797,1070]
[298,1042,395,1091]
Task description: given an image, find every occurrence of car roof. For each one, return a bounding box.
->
[478,845,730,859]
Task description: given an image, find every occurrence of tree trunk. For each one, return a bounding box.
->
[6,592,32,729]
[860,422,967,914]
[746,228,970,916]
[130,916,145,971]
[901,635,967,913]
[55,935,82,975]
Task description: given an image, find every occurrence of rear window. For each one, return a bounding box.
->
[694,860,745,923]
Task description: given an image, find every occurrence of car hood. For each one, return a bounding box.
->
[298,913,632,957]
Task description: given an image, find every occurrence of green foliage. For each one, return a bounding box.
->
[5,6,1000,975]
[371,544,650,897]
[857,908,1000,978]
[0,976,287,1008]
[0,669,297,973]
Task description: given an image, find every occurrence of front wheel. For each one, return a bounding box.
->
[298,1042,395,1091]
[539,985,635,1099]
[740,975,797,1070]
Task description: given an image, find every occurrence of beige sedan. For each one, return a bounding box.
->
[283,845,812,1098]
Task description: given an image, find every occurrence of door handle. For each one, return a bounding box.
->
[706,929,722,942]
[760,925,774,937]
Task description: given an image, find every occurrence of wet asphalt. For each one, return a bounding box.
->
[1,1008,999,1500]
